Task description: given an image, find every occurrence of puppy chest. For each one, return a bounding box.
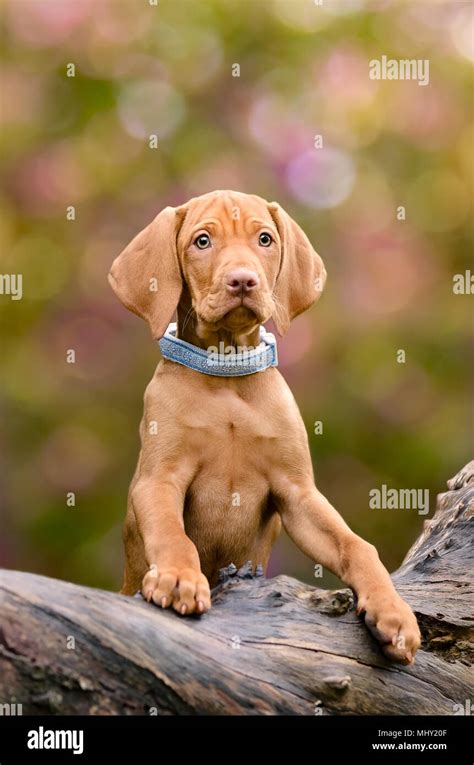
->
[184,472,271,547]
[176,389,280,448]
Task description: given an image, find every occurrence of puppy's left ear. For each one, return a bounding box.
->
[269,202,326,336]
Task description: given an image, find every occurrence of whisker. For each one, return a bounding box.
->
[271,291,288,323]
[181,305,196,335]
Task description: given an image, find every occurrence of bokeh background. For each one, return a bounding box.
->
[1,0,472,591]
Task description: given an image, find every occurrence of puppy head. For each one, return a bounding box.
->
[108,190,326,338]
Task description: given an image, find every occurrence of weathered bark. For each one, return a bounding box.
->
[0,463,472,715]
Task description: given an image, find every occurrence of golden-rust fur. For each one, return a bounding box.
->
[109,190,421,664]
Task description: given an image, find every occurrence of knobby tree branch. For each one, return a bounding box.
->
[0,462,472,715]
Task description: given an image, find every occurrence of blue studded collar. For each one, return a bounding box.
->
[158,323,278,377]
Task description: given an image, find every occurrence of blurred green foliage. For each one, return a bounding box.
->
[1,0,472,590]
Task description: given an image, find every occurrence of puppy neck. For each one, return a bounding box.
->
[176,301,261,353]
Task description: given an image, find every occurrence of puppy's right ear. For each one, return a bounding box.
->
[108,206,185,339]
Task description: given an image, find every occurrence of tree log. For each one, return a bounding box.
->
[0,463,472,716]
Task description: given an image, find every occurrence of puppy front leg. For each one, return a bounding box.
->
[131,478,211,615]
[275,480,421,663]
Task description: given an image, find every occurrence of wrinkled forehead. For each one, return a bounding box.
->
[179,191,275,243]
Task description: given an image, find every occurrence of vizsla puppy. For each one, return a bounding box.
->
[109,190,421,664]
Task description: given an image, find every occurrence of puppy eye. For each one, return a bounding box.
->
[194,233,211,249]
[258,232,273,247]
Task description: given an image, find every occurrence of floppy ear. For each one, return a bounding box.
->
[108,206,184,339]
[269,202,327,336]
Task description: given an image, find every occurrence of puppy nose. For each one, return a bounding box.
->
[225,268,259,295]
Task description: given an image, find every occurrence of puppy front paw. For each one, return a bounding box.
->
[357,591,421,664]
[142,565,211,615]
